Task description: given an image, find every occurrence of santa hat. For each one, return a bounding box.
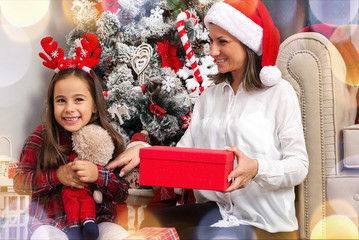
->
[204,0,281,86]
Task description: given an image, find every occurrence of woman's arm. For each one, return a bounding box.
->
[252,84,309,190]
[225,146,258,192]
[106,144,146,177]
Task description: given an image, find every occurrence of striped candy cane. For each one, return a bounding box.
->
[177,11,203,83]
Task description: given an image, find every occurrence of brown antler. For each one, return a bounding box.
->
[76,33,101,71]
[39,37,64,71]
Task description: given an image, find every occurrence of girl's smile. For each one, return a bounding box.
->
[63,117,80,124]
[53,76,97,132]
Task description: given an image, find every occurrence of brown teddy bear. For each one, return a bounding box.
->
[72,123,115,203]
[62,124,114,240]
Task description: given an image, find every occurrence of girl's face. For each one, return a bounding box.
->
[209,24,248,78]
[53,75,97,132]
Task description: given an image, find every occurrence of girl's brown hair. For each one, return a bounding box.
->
[210,45,263,92]
[38,68,124,171]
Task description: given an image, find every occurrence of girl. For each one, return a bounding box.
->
[14,35,130,240]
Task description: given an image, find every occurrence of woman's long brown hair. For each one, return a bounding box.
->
[38,68,124,172]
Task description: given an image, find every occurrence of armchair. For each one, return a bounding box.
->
[276,32,358,239]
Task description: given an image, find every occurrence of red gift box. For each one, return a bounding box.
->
[139,146,235,191]
[124,227,179,240]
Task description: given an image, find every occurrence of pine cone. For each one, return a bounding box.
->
[106,61,117,75]
[192,38,204,54]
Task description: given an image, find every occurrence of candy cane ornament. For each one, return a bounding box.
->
[177,11,203,83]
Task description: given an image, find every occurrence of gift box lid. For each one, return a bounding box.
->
[140,146,234,164]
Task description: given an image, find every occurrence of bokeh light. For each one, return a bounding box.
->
[326,164,359,218]
[309,0,359,26]
[341,24,359,49]
[62,0,76,24]
[0,10,51,42]
[0,25,32,88]
[339,24,359,86]
[0,0,50,27]
[310,215,359,239]
[326,198,358,219]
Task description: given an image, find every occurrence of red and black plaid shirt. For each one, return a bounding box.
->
[13,124,129,237]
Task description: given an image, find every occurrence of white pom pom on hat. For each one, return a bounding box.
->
[204,0,282,86]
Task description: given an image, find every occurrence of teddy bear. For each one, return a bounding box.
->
[72,123,115,203]
[62,124,114,240]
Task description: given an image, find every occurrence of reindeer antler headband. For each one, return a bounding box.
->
[39,33,101,74]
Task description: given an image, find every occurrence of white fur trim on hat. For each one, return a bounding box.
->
[204,2,263,55]
[259,66,282,86]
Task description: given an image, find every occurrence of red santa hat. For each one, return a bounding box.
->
[204,0,281,86]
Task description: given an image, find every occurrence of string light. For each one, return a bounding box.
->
[0,0,50,27]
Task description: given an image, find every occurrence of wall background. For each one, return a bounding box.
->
[0,1,75,160]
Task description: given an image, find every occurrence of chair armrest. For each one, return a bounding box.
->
[343,124,359,169]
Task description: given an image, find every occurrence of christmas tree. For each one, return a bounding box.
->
[67,0,219,147]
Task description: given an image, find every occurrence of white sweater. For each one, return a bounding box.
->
[177,80,309,233]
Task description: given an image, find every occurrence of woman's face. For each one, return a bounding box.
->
[53,76,97,132]
[209,24,248,78]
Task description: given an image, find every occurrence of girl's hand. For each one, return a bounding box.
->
[106,144,145,177]
[225,146,258,192]
[57,162,87,189]
[72,160,99,183]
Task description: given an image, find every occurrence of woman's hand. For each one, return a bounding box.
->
[57,162,87,189]
[72,160,99,183]
[106,144,145,177]
[225,146,258,192]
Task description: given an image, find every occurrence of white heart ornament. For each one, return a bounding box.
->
[132,54,150,75]
[131,43,153,75]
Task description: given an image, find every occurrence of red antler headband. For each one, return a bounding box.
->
[39,33,101,73]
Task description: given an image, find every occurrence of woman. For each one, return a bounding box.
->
[108,0,308,239]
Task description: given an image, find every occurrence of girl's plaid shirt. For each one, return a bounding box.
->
[13,124,129,237]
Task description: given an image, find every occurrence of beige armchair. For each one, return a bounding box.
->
[276,32,359,239]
